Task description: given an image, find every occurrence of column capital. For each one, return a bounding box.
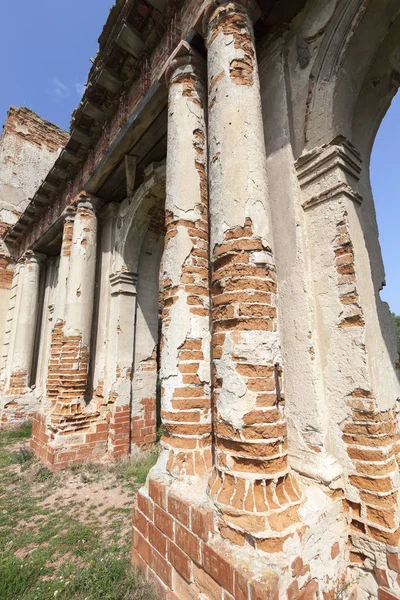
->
[201,0,260,39]
[110,271,138,296]
[63,205,76,223]
[73,192,103,214]
[162,41,206,86]
[22,250,47,265]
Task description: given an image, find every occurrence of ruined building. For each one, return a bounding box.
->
[1,0,400,597]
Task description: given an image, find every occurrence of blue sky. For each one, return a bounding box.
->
[370,94,400,315]
[0,0,112,130]
[0,1,399,314]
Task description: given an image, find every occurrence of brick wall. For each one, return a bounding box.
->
[133,477,280,600]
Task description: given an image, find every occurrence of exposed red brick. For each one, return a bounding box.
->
[202,544,234,595]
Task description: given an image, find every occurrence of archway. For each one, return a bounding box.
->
[102,162,166,456]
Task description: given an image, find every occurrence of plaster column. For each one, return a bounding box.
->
[50,195,98,418]
[46,210,75,404]
[7,251,44,394]
[55,209,75,323]
[206,1,302,546]
[35,256,60,391]
[64,196,98,345]
[160,43,212,478]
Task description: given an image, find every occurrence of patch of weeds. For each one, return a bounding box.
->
[0,551,44,599]
[0,422,33,470]
[36,467,52,482]
[112,448,159,487]
[13,446,34,465]
[59,552,156,600]
[0,450,14,468]
[57,523,99,557]
[0,424,157,600]
[0,421,32,445]
[72,462,104,484]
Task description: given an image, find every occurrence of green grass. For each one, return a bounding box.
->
[0,420,33,467]
[113,449,159,486]
[0,422,158,600]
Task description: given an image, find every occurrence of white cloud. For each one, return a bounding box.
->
[74,83,86,96]
[48,79,86,102]
[50,78,69,101]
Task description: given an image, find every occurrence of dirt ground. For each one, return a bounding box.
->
[0,422,158,600]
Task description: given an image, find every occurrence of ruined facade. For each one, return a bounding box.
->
[1,0,400,597]
[0,107,69,423]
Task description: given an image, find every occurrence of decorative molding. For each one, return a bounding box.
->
[76,192,104,213]
[98,202,119,223]
[305,0,369,144]
[109,271,138,296]
[296,137,363,210]
[23,250,47,265]
[161,40,206,86]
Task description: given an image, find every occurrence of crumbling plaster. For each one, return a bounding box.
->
[0,108,68,225]
[2,0,400,597]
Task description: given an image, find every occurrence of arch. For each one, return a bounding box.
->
[95,162,166,456]
[289,0,400,413]
[303,0,400,154]
[115,163,166,275]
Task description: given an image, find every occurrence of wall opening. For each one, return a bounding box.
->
[370,91,400,356]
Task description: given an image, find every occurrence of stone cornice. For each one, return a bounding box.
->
[110,271,138,296]
[5,0,178,249]
[295,137,363,210]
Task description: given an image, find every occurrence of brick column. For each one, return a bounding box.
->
[45,210,74,404]
[206,1,302,547]
[160,42,212,478]
[6,251,44,395]
[49,195,98,420]
[31,202,109,468]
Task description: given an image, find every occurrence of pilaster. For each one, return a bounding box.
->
[107,269,139,457]
[296,137,400,559]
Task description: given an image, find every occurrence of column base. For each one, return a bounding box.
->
[30,398,158,469]
[132,474,354,600]
[0,392,40,428]
[30,409,109,470]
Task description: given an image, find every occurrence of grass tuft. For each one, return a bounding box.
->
[0,424,158,600]
[112,449,159,486]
